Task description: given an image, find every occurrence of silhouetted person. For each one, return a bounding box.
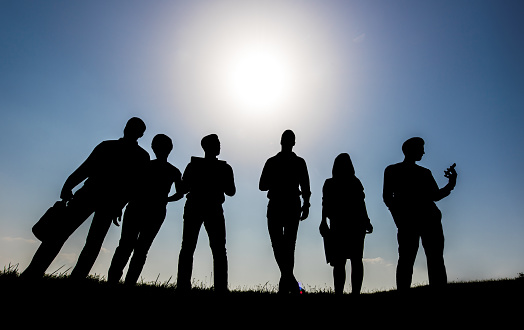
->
[176,134,235,293]
[107,134,184,285]
[259,130,311,294]
[21,118,150,280]
[320,153,373,295]
[383,137,457,291]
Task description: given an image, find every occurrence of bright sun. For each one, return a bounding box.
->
[224,45,294,112]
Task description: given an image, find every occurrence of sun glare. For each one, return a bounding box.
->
[224,45,294,112]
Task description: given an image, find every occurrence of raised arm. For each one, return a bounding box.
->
[433,163,457,201]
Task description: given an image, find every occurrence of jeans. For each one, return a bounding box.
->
[396,221,447,290]
[22,187,115,279]
[266,198,301,293]
[108,203,166,285]
[176,202,227,292]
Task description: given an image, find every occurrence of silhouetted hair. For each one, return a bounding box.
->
[280,129,295,147]
[402,137,424,156]
[201,134,219,152]
[152,134,173,157]
[332,153,355,179]
[124,117,146,140]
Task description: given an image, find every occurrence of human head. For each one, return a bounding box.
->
[151,134,173,159]
[332,153,355,178]
[201,134,220,157]
[280,129,295,149]
[402,137,425,161]
[123,117,146,141]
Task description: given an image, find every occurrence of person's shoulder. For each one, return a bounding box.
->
[352,176,364,190]
[267,153,280,162]
[323,177,334,189]
[385,162,408,172]
[138,146,150,159]
[281,151,305,165]
[416,164,433,176]
[92,139,119,153]
[167,162,182,176]
[96,139,117,148]
[217,159,233,172]
[290,151,304,161]
[386,162,403,169]
[185,156,202,170]
[295,154,307,166]
[262,153,280,167]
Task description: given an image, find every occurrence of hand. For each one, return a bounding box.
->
[112,215,122,227]
[444,163,457,182]
[365,223,373,234]
[167,192,184,203]
[319,219,330,237]
[60,188,73,202]
[300,203,310,221]
[111,209,123,226]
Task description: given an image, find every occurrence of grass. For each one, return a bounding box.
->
[1,263,523,326]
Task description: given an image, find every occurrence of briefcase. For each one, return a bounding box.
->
[32,200,68,241]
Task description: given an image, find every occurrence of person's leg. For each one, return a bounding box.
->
[396,228,420,291]
[21,193,95,279]
[125,211,165,285]
[267,201,287,292]
[176,212,203,291]
[107,207,142,284]
[70,209,114,279]
[332,259,347,295]
[267,199,301,294]
[422,222,447,288]
[349,258,364,295]
[281,217,300,294]
[204,210,228,292]
[348,233,366,295]
[267,216,285,271]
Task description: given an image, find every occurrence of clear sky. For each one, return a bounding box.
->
[1,0,523,292]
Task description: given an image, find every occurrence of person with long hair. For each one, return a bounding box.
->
[320,153,373,295]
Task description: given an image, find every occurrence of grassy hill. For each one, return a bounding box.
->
[1,265,522,327]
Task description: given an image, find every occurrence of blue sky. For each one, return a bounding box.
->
[1,0,523,292]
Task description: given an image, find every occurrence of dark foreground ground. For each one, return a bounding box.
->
[1,272,522,327]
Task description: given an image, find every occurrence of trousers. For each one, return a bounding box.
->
[396,221,447,290]
[108,204,166,285]
[23,187,115,279]
[266,198,301,293]
[176,202,227,292]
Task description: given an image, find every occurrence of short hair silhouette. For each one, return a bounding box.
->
[402,137,424,156]
[201,134,220,154]
[152,134,173,158]
[280,129,296,147]
[123,117,146,140]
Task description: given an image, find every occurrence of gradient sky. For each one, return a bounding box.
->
[1,0,523,292]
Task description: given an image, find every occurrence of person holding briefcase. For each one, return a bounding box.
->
[22,117,150,280]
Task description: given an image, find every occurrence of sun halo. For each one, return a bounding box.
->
[222,45,296,114]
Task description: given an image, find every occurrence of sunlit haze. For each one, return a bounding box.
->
[224,43,295,112]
